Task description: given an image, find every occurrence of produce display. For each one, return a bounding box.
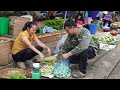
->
[99,34,115,42]
[44,19,65,30]
[10,73,27,79]
[110,30,117,36]
[43,55,57,64]
[39,55,57,76]
[40,65,55,75]
[45,55,57,61]
[113,22,120,26]
[111,22,120,28]
[52,60,71,79]
[92,36,100,46]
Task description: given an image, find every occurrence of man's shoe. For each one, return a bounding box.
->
[72,71,86,78]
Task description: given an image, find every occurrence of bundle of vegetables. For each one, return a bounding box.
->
[92,36,100,46]
[44,19,65,30]
[10,73,27,79]
[40,64,55,75]
[113,22,120,26]
[40,55,57,76]
[42,55,57,65]
[99,34,115,42]
[52,60,71,79]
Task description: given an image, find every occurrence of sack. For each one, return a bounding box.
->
[9,16,31,36]
[52,60,71,79]
[53,34,68,54]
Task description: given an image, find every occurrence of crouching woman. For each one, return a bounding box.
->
[12,21,51,69]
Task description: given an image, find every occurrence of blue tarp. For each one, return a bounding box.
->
[89,11,99,20]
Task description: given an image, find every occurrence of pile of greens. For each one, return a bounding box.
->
[92,36,100,46]
[99,34,115,42]
[44,19,65,30]
[10,73,27,79]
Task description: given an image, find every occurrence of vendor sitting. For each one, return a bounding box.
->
[75,12,90,30]
[12,21,51,69]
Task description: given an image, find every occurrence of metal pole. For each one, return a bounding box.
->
[60,11,67,38]
[62,11,67,30]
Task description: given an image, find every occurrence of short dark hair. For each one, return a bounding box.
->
[64,19,77,29]
[22,21,38,31]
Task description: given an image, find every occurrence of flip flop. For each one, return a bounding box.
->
[72,71,85,78]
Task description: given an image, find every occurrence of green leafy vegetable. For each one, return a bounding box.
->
[92,36,100,46]
[10,73,27,79]
[44,19,66,30]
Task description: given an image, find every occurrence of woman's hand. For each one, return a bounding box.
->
[39,53,45,62]
[34,38,52,56]
[47,48,52,56]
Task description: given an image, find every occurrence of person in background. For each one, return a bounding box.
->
[75,12,90,30]
[96,11,104,21]
[103,11,113,27]
[85,15,93,24]
[75,12,85,23]
[48,11,56,20]
[12,21,51,69]
[57,19,98,78]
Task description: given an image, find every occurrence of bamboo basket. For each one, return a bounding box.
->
[0,68,26,79]
[0,37,11,65]
[37,31,67,43]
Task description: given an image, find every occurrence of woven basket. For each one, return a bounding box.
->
[37,31,67,44]
[0,37,11,65]
[0,68,26,79]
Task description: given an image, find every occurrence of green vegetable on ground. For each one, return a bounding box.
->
[10,73,27,79]
[92,36,100,46]
[44,19,66,30]
[99,34,115,42]
[40,65,55,75]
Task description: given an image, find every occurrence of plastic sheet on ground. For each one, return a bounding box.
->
[41,74,54,78]
[100,43,116,51]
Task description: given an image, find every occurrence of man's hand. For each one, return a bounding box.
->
[61,52,72,60]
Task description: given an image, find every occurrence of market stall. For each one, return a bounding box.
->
[1,11,120,79]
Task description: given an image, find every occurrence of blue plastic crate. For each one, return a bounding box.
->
[88,24,97,34]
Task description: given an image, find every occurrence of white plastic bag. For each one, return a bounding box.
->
[53,34,68,54]
[21,15,33,21]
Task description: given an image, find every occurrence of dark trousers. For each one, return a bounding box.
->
[12,46,43,62]
[83,24,89,30]
[68,46,96,74]
[103,20,112,27]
